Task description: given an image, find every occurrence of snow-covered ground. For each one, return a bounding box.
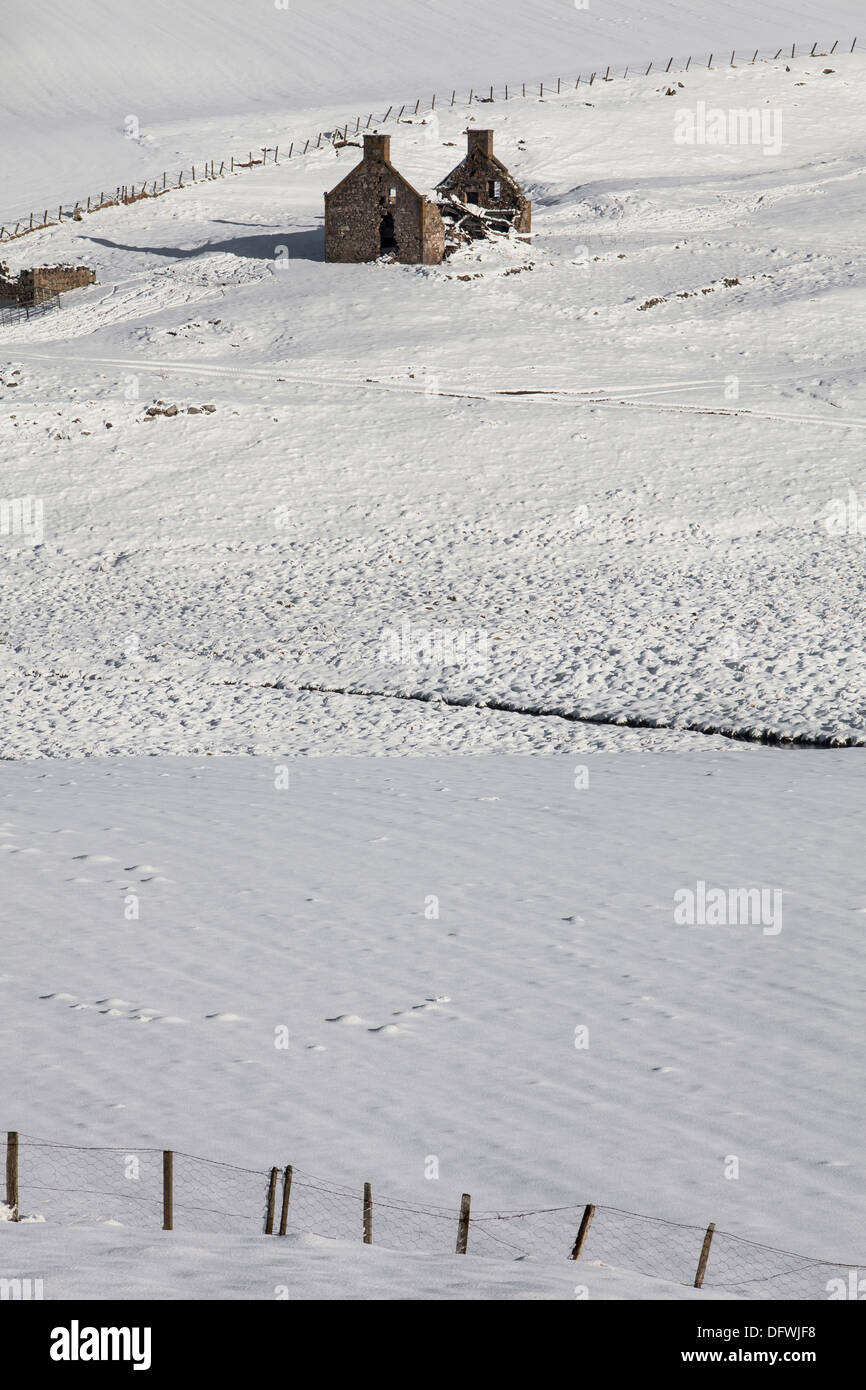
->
[0,1225,732,1301]
[2,2,864,1300]
[3,46,866,754]
[2,755,864,1287]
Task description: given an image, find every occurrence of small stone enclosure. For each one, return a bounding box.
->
[0,263,96,305]
[324,130,530,264]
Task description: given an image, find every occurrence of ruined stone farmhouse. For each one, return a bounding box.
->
[324,134,445,265]
[437,130,532,237]
[324,128,531,264]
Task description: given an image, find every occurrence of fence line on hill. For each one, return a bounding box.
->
[2,1132,860,1299]
[0,37,858,246]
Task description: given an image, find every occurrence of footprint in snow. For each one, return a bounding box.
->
[204,1012,245,1022]
[73,854,117,863]
[368,1024,400,1035]
[326,1014,368,1026]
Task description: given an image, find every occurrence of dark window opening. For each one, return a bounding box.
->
[379,212,398,253]
[489,180,501,198]
[467,189,483,205]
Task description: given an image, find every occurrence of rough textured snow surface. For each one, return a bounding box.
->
[2,754,864,1272]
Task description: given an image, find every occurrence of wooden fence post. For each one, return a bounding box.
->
[694,1222,716,1288]
[278,1166,293,1236]
[363,1182,373,1244]
[5,1132,19,1221]
[666,57,673,72]
[570,1203,596,1260]
[456,1193,471,1254]
[265,1167,279,1234]
[162,1150,173,1231]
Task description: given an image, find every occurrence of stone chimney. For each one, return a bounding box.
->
[467,129,494,157]
[364,133,392,162]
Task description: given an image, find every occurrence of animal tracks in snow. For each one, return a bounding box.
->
[327,996,452,1037]
[40,993,187,1024]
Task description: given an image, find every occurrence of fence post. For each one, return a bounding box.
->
[363,1182,373,1244]
[5,1132,19,1221]
[162,1150,173,1231]
[456,1193,471,1253]
[265,1167,279,1234]
[278,1165,293,1236]
[570,1203,596,1260]
[694,1221,716,1288]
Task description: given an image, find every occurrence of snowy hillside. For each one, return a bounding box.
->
[2,2,865,1305]
[3,754,865,1281]
[2,53,866,755]
[2,0,863,207]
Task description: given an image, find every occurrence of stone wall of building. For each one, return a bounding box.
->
[16,265,96,304]
[325,134,444,265]
[438,130,532,235]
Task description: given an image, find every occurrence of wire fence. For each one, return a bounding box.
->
[0,37,858,243]
[3,1133,859,1299]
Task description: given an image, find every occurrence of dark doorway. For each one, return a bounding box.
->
[379,212,398,253]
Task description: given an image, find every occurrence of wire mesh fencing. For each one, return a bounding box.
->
[3,1133,859,1300]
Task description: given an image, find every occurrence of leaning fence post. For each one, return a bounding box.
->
[264,1167,279,1234]
[694,1221,716,1288]
[456,1193,471,1254]
[5,1132,19,1221]
[570,1203,596,1260]
[363,1182,373,1244]
[162,1150,173,1231]
[278,1166,293,1236]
